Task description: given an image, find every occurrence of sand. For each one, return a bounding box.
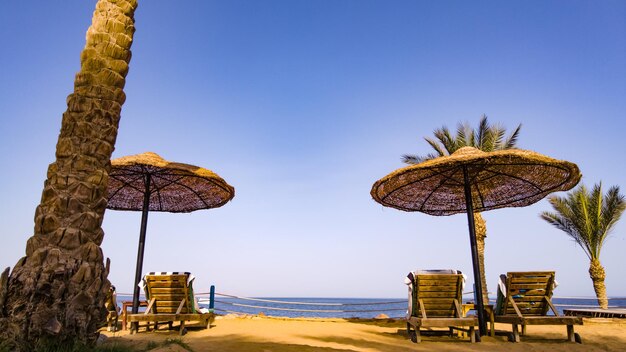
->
[101,315,626,351]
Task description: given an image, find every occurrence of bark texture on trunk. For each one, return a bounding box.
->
[474,212,489,305]
[589,259,608,309]
[0,1,136,350]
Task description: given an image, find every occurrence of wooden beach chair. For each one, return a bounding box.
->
[104,285,120,332]
[128,272,214,335]
[494,271,583,343]
[405,270,478,343]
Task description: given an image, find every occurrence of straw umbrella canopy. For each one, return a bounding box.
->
[371,147,581,336]
[107,152,235,317]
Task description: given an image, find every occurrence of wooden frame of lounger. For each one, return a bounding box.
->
[494,271,582,343]
[128,273,214,335]
[406,273,478,343]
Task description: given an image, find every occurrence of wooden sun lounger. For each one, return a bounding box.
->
[406,272,478,343]
[494,271,583,343]
[128,273,214,335]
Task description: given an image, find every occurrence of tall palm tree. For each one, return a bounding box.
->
[0,1,137,350]
[540,183,625,309]
[403,115,522,305]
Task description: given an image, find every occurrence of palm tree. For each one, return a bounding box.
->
[540,183,625,309]
[0,1,137,350]
[403,115,522,305]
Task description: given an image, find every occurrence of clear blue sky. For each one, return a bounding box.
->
[1,1,625,299]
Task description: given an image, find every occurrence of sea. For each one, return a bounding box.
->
[117,295,626,319]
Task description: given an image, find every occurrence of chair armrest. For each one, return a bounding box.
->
[418,298,427,318]
[544,296,560,316]
[507,295,523,318]
[144,298,156,314]
[176,298,187,314]
[453,299,462,318]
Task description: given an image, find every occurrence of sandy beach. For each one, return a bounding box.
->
[101,315,626,351]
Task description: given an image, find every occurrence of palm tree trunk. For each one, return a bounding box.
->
[474,212,489,305]
[589,259,608,309]
[0,1,137,350]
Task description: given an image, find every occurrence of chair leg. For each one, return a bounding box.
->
[567,325,575,342]
[179,321,186,335]
[510,324,520,342]
[407,323,417,343]
[469,326,476,343]
[521,324,527,336]
[415,328,422,343]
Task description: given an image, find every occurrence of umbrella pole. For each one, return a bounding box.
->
[463,166,487,337]
[131,173,151,330]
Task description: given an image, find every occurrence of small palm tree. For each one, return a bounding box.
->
[403,114,522,305]
[540,183,625,309]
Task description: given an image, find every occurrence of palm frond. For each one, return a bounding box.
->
[469,126,477,147]
[541,208,592,259]
[424,152,441,161]
[578,185,593,241]
[424,137,447,157]
[602,185,626,232]
[556,192,593,253]
[569,186,595,256]
[476,115,489,149]
[480,128,495,151]
[434,127,457,154]
[598,185,626,256]
[588,183,603,256]
[455,122,466,145]
[401,154,423,164]
[503,123,522,149]
[547,193,594,258]
[490,126,507,151]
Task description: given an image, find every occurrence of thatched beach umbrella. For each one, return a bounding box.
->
[371,147,580,336]
[107,152,235,319]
